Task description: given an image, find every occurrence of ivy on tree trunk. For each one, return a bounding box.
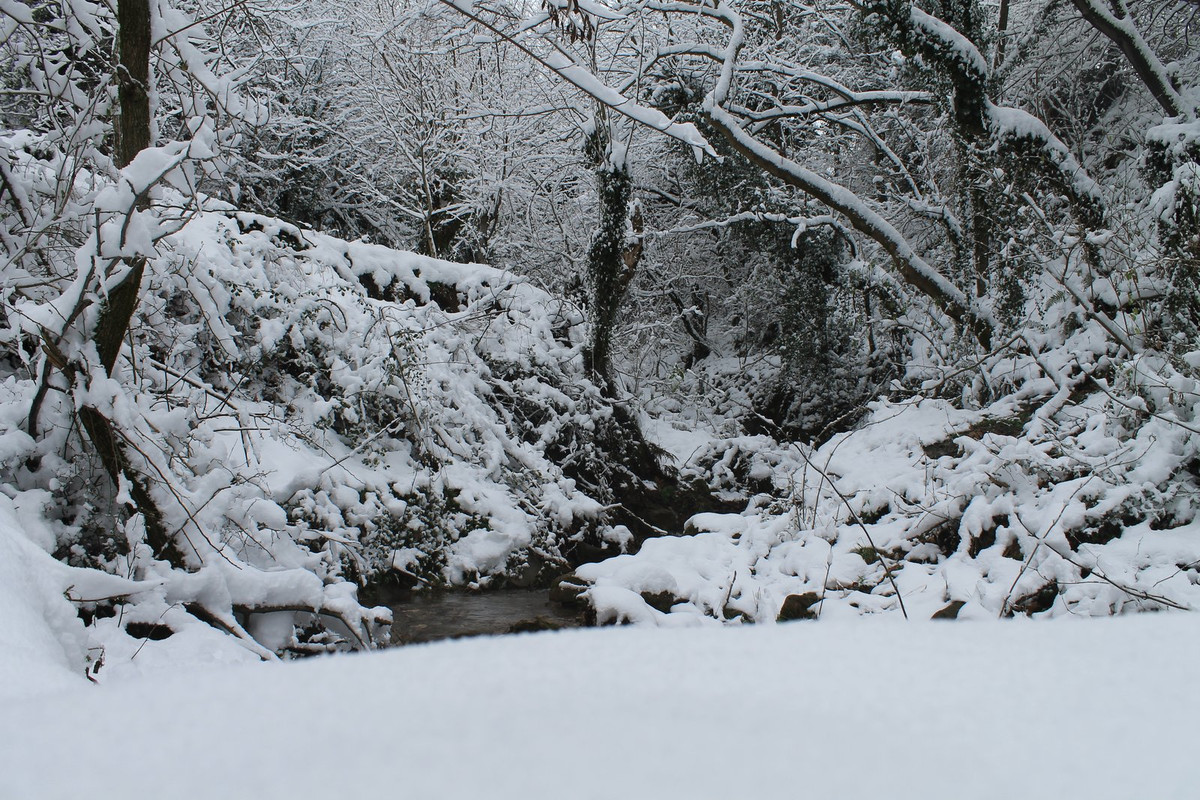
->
[583,127,642,394]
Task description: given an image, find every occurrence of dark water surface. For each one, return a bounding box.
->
[389,589,583,645]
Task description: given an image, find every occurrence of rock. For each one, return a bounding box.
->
[548,573,589,607]
[931,600,967,620]
[721,604,746,622]
[639,590,678,614]
[507,617,565,634]
[777,592,820,621]
[1007,581,1059,616]
[567,540,621,567]
[922,439,961,460]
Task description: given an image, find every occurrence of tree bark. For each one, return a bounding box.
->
[79,0,185,567]
[583,131,643,392]
[103,0,152,373]
[1068,0,1188,118]
[116,0,151,170]
[995,0,1012,68]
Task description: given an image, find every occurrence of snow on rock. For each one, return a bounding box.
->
[581,352,1200,626]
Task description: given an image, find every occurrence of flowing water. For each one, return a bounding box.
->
[389,589,584,645]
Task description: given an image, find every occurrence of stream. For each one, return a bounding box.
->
[384,473,742,646]
[389,589,585,645]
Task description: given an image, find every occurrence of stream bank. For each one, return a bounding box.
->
[384,472,743,646]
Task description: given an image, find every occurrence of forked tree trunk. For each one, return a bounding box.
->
[79,0,185,567]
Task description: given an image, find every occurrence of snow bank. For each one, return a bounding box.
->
[0,495,90,699]
[150,208,617,587]
[0,127,633,664]
[2,617,1196,799]
[582,353,1200,625]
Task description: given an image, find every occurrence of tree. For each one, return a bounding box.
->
[581,117,643,391]
[447,1,1186,362]
[1,0,389,656]
[73,0,188,566]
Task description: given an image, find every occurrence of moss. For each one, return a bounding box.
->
[507,617,566,633]
[852,545,880,565]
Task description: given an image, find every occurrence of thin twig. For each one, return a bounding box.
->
[790,445,909,619]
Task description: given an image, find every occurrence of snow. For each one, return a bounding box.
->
[0,508,89,700]
[0,491,158,700]
[2,617,1197,799]
[1,169,628,603]
[909,6,989,79]
[986,102,1105,205]
[2,5,1199,794]
[578,368,1200,626]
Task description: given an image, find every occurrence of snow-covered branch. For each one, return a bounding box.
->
[437,0,716,157]
[1068,0,1190,118]
[705,103,986,339]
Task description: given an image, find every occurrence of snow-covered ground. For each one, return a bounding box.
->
[4,615,1195,800]
[583,387,1200,626]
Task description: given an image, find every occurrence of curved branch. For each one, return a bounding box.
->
[704,105,992,345]
[1068,0,1189,118]
[437,0,716,155]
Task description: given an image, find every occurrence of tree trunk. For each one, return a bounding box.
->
[995,0,1011,68]
[79,0,185,567]
[98,0,150,371]
[116,0,151,170]
[583,130,642,393]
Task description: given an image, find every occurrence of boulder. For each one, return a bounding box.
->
[777,592,820,621]
[548,573,589,607]
[931,600,967,620]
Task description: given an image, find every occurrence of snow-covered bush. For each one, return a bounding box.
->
[579,288,1200,625]
[0,109,638,662]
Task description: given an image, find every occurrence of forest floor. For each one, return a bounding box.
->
[4,614,1195,799]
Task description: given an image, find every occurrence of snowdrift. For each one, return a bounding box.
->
[4,617,1198,800]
